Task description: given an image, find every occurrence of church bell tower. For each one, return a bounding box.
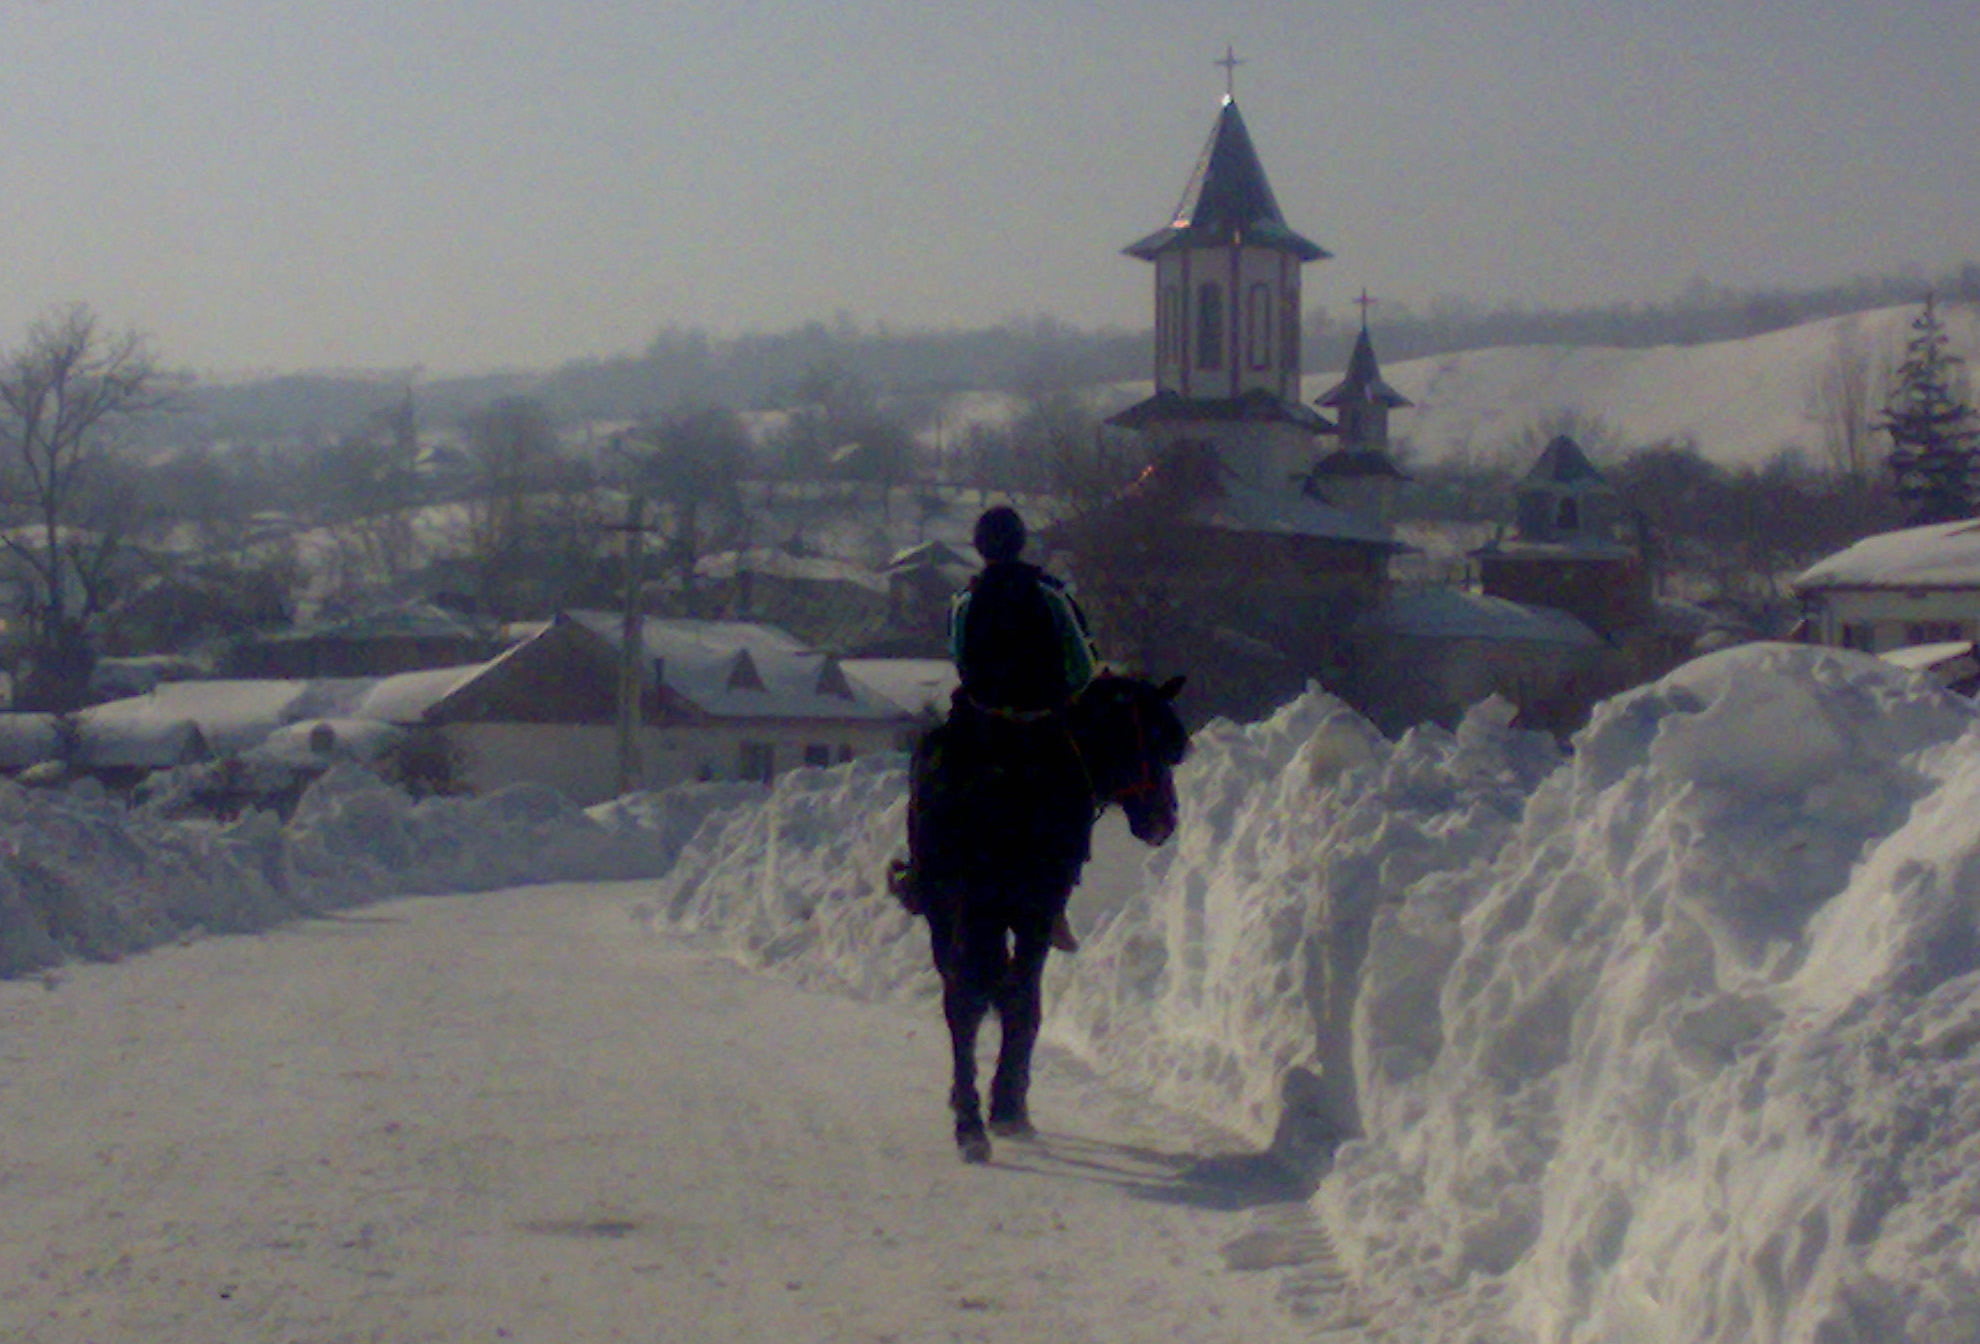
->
[1108,54,1334,492]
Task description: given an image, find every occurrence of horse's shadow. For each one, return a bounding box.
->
[989,1129,1329,1211]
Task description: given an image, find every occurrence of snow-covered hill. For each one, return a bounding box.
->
[1313,301,1980,472]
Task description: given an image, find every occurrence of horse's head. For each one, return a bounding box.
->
[1070,672,1189,847]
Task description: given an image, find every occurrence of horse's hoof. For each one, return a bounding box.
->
[987,1113,1035,1139]
[958,1129,993,1164]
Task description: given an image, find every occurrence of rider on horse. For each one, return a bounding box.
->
[948,505,1098,722]
[893,505,1100,951]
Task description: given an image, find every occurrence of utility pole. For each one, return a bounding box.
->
[611,493,647,797]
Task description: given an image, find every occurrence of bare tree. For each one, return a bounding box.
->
[1804,318,1883,481]
[0,305,171,710]
[319,392,425,588]
[457,396,563,618]
[620,404,752,617]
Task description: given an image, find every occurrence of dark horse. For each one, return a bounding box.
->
[897,672,1188,1163]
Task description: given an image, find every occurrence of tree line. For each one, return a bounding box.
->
[4,280,1975,715]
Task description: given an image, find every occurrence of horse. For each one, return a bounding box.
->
[897,672,1189,1163]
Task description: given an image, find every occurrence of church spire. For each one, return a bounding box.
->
[1123,96,1327,262]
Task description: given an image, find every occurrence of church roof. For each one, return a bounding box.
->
[1317,327,1412,409]
[1095,442,1404,550]
[1310,447,1410,481]
[1525,435,1607,485]
[1104,386,1334,433]
[1123,98,1328,262]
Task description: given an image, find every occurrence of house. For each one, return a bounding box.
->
[371,612,926,805]
[1349,589,1606,735]
[66,677,389,800]
[691,548,891,650]
[1791,518,1980,653]
[869,541,977,657]
[219,600,505,679]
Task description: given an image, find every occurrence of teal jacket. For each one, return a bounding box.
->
[948,561,1098,712]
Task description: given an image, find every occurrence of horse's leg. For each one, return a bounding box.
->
[935,893,1002,1163]
[987,898,1057,1137]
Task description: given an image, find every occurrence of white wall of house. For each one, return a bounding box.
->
[445,720,911,806]
[1801,588,1980,653]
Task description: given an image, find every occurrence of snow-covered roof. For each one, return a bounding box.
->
[1792,519,1980,591]
[356,665,488,724]
[694,549,889,593]
[77,679,378,756]
[1190,482,1403,549]
[1369,588,1603,646]
[841,659,958,717]
[562,612,909,722]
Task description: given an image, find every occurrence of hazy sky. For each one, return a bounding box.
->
[3,2,1975,376]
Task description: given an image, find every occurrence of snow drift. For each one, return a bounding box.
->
[6,640,1980,1342]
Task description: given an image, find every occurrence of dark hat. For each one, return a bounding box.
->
[972,506,1026,563]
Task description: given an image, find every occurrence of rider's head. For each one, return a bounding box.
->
[973,505,1026,564]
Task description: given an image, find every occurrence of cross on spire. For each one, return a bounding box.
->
[1215,45,1246,99]
[1355,288,1378,330]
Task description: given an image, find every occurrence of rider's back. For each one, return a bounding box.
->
[954,561,1082,714]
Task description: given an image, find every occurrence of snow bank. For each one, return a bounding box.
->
[0,765,757,977]
[1320,644,1980,1342]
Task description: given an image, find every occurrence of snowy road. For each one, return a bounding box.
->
[0,882,1337,1343]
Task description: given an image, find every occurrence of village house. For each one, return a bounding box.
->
[385,612,923,803]
[1791,518,1980,654]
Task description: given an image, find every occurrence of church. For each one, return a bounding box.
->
[1052,69,1687,732]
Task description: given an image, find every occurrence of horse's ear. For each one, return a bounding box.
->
[1158,675,1185,702]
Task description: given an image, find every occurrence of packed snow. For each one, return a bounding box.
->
[7,639,1980,1341]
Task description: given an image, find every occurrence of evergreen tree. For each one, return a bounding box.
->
[1882,293,1980,525]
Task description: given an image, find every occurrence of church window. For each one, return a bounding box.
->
[1195,283,1223,370]
[1556,497,1580,532]
[1160,285,1184,365]
[1247,283,1272,370]
[1282,294,1301,374]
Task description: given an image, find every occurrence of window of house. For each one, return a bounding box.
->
[1841,623,1877,652]
[1195,283,1223,370]
[837,744,855,763]
[738,741,774,783]
[803,743,833,768]
[1906,621,1966,645]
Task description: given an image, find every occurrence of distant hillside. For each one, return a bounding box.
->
[1319,301,1980,472]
